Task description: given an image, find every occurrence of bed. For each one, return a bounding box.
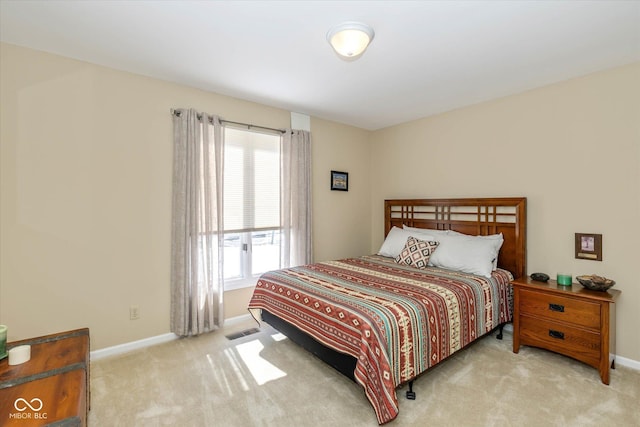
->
[248,197,526,424]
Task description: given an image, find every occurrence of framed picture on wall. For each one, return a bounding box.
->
[331,171,348,191]
[575,233,602,261]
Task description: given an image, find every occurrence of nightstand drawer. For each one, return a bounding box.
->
[519,289,600,329]
[520,315,600,367]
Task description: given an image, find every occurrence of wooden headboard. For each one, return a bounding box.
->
[385,198,527,279]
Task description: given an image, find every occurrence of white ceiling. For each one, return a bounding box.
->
[1,1,639,130]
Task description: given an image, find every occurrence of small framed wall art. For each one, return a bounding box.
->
[330,170,348,191]
[575,233,602,261]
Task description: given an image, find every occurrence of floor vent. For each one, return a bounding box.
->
[225,328,260,340]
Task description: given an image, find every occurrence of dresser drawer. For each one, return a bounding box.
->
[0,329,89,426]
[0,369,86,426]
[519,289,600,329]
[520,315,600,368]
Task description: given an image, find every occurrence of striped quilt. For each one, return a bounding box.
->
[248,255,513,424]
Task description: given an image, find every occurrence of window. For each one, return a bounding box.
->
[223,126,281,289]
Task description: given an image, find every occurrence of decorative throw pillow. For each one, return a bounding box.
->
[395,237,439,269]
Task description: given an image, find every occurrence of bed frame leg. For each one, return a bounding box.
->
[496,323,504,340]
[406,381,416,400]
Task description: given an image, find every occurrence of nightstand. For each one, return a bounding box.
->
[511,277,620,384]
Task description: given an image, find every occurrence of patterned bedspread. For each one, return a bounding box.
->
[248,255,513,424]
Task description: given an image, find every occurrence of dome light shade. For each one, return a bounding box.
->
[327,22,375,59]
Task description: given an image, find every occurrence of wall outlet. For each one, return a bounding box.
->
[130,305,140,320]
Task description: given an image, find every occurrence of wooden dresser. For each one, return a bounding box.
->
[511,277,620,384]
[0,328,90,426]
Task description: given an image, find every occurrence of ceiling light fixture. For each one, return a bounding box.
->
[326,22,375,60]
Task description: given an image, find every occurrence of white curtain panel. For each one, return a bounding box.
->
[171,109,224,336]
[280,129,312,267]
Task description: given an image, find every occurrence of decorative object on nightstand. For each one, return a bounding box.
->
[530,272,549,282]
[511,276,621,385]
[0,325,6,360]
[7,344,31,365]
[576,275,616,292]
[556,273,572,286]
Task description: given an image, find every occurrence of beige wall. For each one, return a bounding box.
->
[369,63,640,362]
[311,117,372,262]
[0,43,370,349]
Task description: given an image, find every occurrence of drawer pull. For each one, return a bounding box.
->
[549,303,565,313]
[549,329,565,340]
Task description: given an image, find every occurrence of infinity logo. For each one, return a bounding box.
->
[14,398,43,412]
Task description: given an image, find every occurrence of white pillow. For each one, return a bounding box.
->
[448,231,504,270]
[378,226,436,258]
[428,233,503,278]
[403,225,450,236]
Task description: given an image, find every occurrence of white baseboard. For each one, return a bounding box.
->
[91,317,640,371]
[90,314,255,361]
[616,355,640,371]
[90,332,177,361]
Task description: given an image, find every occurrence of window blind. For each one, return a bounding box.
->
[224,127,280,232]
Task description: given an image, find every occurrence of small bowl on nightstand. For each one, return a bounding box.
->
[576,275,615,292]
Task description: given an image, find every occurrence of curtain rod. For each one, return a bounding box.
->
[221,119,286,134]
[171,109,286,134]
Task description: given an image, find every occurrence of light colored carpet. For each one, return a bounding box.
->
[89,318,640,426]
